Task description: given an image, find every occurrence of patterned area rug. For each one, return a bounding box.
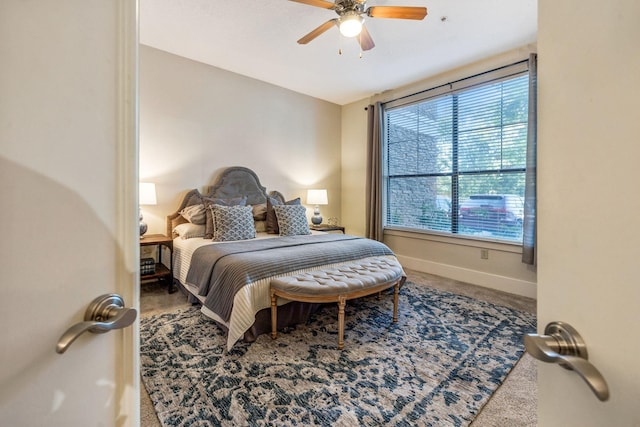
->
[140,282,535,426]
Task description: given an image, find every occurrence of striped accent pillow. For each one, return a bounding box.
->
[273,205,311,236]
[179,204,206,225]
[211,205,256,242]
[252,203,268,221]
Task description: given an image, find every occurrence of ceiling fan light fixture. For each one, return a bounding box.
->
[339,13,363,38]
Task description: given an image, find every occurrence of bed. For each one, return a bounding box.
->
[166,166,405,350]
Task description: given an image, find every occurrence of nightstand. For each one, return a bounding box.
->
[310,224,346,234]
[140,234,176,293]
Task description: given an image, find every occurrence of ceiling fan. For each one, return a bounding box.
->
[291,0,428,52]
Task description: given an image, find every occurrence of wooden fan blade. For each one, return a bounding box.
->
[297,19,338,45]
[367,6,428,20]
[289,0,335,10]
[358,24,375,51]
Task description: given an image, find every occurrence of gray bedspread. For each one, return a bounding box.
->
[186,234,395,322]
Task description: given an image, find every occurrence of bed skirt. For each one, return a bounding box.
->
[176,279,322,343]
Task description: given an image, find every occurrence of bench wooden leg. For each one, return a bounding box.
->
[393,280,399,323]
[337,295,346,350]
[270,291,277,340]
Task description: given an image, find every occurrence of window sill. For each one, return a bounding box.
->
[383,226,523,254]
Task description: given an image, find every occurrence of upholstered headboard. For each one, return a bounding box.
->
[166,166,285,237]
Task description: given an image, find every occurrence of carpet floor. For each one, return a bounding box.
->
[140,271,536,426]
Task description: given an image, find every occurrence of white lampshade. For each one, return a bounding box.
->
[307,189,328,205]
[339,13,364,38]
[139,182,157,205]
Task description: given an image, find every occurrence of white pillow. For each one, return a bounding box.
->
[173,222,205,239]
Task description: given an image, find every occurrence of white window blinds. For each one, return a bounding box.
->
[383,61,530,243]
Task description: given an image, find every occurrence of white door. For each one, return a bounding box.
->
[0,1,139,425]
[537,0,640,425]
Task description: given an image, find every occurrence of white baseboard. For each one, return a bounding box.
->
[397,255,537,299]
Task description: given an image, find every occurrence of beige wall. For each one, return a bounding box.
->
[341,47,538,298]
[140,45,342,235]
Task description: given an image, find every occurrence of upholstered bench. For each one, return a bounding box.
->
[270,257,405,349]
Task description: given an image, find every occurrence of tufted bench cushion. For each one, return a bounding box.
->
[270,256,405,349]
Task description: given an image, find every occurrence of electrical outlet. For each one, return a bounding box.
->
[480,249,489,260]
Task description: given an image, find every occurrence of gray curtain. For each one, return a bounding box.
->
[366,102,383,241]
[522,53,537,265]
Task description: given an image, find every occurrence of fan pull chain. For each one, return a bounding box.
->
[335,33,365,58]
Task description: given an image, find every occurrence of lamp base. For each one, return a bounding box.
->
[140,221,148,237]
[311,206,322,225]
[140,209,148,237]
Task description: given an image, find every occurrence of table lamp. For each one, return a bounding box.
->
[139,182,157,238]
[307,189,328,225]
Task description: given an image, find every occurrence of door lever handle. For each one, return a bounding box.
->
[56,294,137,354]
[524,321,609,401]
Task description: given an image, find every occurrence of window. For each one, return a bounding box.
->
[383,62,530,243]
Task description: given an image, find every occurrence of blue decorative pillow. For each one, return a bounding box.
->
[203,196,248,239]
[273,205,311,236]
[211,205,256,241]
[266,196,301,234]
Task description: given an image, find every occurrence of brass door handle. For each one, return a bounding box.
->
[524,321,609,401]
[56,294,137,354]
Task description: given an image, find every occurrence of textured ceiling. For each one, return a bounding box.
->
[140,0,537,105]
